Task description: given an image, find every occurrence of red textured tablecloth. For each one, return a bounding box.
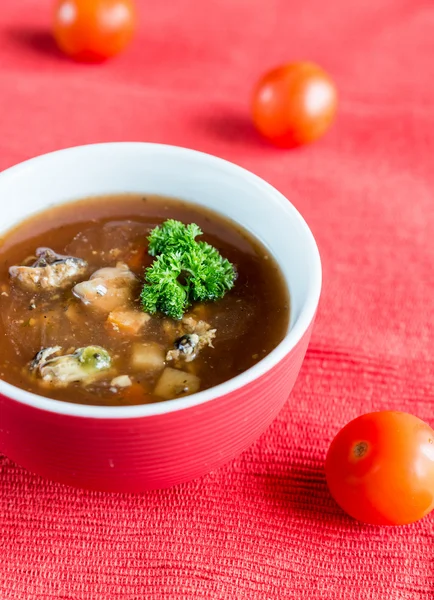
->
[1,1,434,598]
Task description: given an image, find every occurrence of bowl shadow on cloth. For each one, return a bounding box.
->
[228,449,345,526]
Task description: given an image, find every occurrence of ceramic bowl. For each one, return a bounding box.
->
[0,143,321,492]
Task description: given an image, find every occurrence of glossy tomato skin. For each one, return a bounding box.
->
[53,0,136,62]
[326,411,434,526]
[252,62,337,148]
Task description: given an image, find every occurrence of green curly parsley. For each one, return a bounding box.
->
[141,219,236,319]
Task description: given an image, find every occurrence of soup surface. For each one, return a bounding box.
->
[0,195,289,406]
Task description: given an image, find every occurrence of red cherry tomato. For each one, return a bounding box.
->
[252,62,337,147]
[325,411,434,526]
[53,0,136,62]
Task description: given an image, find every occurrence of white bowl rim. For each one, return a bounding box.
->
[0,142,322,419]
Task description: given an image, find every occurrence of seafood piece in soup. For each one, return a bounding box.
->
[9,247,87,292]
[30,345,112,387]
[166,316,216,364]
[73,262,137,313]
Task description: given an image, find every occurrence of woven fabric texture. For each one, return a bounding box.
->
[1,0,434,598]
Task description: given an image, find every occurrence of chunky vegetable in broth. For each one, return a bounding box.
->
[0,195,289,406]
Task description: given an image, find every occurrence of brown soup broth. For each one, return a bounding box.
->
[0,195,289,406]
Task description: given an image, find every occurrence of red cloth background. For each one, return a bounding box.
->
[1,1,434,598]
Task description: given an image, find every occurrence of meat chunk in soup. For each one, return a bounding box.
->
[73,262,137,313]
[30,345,112,387]
[9,247,87,292]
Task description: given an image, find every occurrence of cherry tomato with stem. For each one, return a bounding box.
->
[252,62,337,147]
[325,411,434,526]
[53,0,136,62]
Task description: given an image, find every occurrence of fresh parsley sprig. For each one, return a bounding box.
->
[141,219,236,319]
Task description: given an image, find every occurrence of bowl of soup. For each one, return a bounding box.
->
[0,143,321,492]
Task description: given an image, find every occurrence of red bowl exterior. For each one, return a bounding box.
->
[0,322,314,492]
